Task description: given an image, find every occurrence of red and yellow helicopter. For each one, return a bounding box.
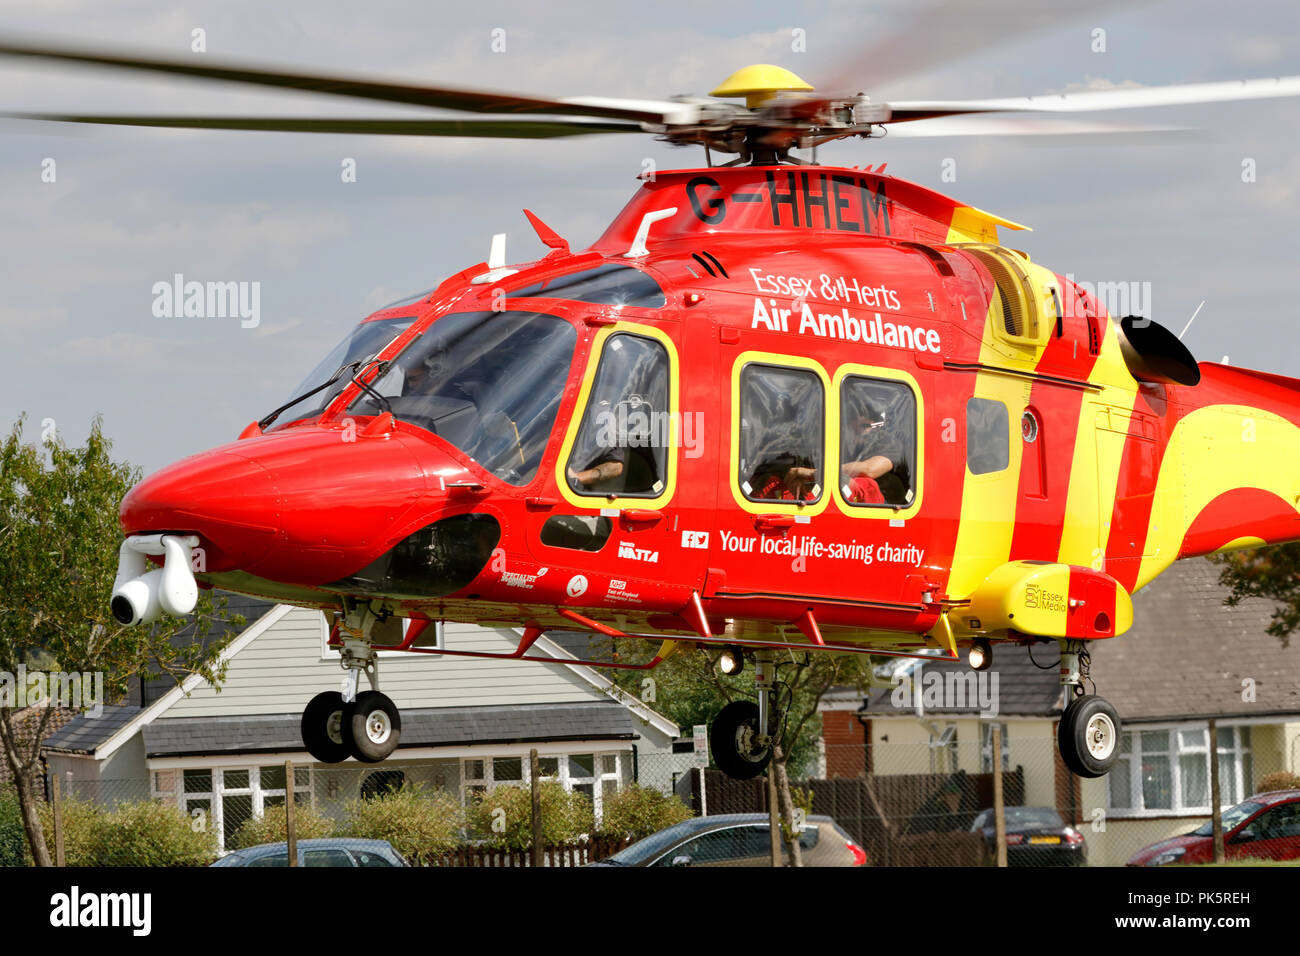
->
[7,40,1300,780]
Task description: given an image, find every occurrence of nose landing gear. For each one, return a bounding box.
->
[301,605,402,764]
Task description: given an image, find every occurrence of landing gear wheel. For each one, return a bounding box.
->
[301,691,350,764]
[709,700,772,780]
[343,690,402,763]
[1058,695,1120,778]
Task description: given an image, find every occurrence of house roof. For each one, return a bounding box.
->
[43,704,143,755]
[126,591,278,708]
[140,701,641,757]
[42,603,680,762]
[1087,557,1300,722]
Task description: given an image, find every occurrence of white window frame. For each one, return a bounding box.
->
[458,750,624,824]
[928,723,958,774]
[1107,721,1253,818]
[153,764,313,852]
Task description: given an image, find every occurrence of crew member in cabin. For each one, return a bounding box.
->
[840,401,910,506]
[750,451,819,501]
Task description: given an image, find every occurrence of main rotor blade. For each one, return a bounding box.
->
[0,112,645,138]
[0,38,694,125]
[877,114,1197,142]
[817,0,1134,95]
[886,75,1300,121]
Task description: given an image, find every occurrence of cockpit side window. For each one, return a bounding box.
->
[566,333,670,497]
[738,364,824,504]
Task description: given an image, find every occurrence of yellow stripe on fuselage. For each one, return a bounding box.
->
[1055,316,1138,571]
[946,307,1030,599]
[1135,404,1300,589]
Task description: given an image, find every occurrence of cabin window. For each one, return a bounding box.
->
[738,364,824,503]
[566,333,670,497]
[508,263,666,308]
[966,397,1010,475]
[839,377,917,507]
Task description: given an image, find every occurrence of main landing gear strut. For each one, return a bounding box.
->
[1056,639,1121,778]
[709,650,777,779]
[301,605,402,764]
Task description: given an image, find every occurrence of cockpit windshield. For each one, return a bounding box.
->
[273,316,414,427]
[507,263,666,308]
[351,310,577,486]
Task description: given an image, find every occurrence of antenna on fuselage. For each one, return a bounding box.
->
[470,232,519,285]
[1178,300,1206,340]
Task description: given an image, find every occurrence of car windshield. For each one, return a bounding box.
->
[1192,800,1266,837]
[272,316,415,427]
[350,310,577,486]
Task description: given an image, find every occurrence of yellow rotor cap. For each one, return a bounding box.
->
[710,64,814,109]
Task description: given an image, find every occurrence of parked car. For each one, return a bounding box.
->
[588,813,867,867]
[211,838,408,867]
[1127,789,1300,866]
[969,806,1087,866]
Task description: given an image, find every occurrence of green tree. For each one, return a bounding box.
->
[0,416,238,866]
[1212,545,1300,648]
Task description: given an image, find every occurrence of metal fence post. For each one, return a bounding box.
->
[530,749,542,867]
[993,726,1006,868]
[285,760,297,867]
[767,770,780,867]
[1209,719,1224,864]
[51,772,65,867]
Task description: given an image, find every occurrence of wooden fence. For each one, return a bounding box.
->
[427,836,633,867]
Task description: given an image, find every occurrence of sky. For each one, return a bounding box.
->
[0,0,1298,475]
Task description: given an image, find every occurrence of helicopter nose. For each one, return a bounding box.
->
[120,426,439,584]
[120,450,282,572]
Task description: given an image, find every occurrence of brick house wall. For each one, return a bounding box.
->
[0,706,78,797]
[823,710,868,778]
